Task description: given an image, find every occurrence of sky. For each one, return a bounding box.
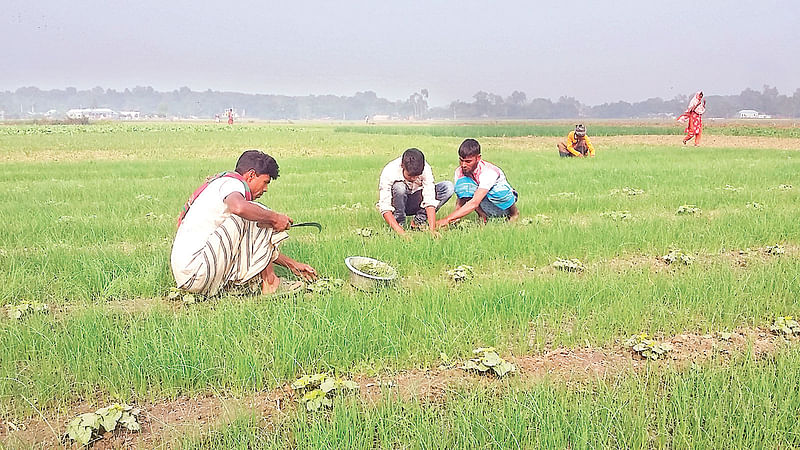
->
[3,0,798,106]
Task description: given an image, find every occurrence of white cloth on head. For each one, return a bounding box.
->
[687,92,705,115]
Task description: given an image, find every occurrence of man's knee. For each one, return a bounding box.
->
[454,178,477,201]
[436,181,454,200]
[391,181,409,196]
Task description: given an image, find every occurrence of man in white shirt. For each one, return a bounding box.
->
[376,148,454,237]
[437,139,519,227]
[171,150,317,296]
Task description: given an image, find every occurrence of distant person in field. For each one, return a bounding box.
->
[171,150,317,297]
[227,109,234,125]
[678,91,705,146]
[377,148,454,237]
[437,138,519,226]
[557,124,596,157]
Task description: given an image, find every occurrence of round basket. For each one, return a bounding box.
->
[344,256,397,291]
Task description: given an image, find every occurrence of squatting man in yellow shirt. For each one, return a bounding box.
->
[557,124,596,158]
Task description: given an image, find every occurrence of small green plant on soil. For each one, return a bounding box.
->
[552,258,585,273]
[5,301,48,320]
[462,347,517,377]
[624,333,674,360]
[167,288,202,304]
[438,352,457,370]
[353,227,374,237]
[354,260,394,278]
[770,316,800,337]
[446,265,474,282]
[661,249,695,266]
[290,373,359,412]
[306,278,344,294]
[765,244,785,255]
[65,403,141,446]
[601,210,631,221]
[676,205,701,215]
[520,215,552,225]
[611,187,644,196]
[746,202,764,209]
[332,202,363,210]
[449,219,482,230]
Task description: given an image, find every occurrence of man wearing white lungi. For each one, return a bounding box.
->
[171,150,317,296]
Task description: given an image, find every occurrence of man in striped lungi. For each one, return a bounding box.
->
[171,150,317,296]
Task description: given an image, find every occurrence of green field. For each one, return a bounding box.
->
[1,122,799,448]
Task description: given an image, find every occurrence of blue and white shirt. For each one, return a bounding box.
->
[454,160,516,210]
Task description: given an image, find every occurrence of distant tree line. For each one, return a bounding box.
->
[0,87,430,121]
[431,86,800,119]
[1,85,798,120]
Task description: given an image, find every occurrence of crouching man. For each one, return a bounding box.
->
[437,138,519,226]
[377,147,454,237]
[557,124,596,157]
[171,150,317,296]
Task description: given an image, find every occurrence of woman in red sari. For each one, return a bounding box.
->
[678,91,705,146]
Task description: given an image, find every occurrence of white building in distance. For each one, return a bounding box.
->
[119,111,141,120]
[66,108,118,120]
[738,109,771,119]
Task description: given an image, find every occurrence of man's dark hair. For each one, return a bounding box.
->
[401,148,425,177]
[235,149,280,179]
[458,139,481,158]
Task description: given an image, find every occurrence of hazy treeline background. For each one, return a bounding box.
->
[2,85,799,120]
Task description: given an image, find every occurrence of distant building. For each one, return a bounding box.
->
[119,111,141,120]
[738,109,771,119]
[738,109,758,118]
[66,108,118,120]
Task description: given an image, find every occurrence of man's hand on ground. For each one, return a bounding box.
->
[288,262,318,281]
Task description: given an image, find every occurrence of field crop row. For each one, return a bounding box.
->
[187,348,800,449]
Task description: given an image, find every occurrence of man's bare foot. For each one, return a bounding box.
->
[262,276,281,295]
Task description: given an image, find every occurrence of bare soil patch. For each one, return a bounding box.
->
[493,135,800,152]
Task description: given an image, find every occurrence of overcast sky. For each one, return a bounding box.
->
[3,0,798,106]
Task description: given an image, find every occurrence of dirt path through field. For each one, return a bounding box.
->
[1,327,792,449]
[493,134,800,151]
